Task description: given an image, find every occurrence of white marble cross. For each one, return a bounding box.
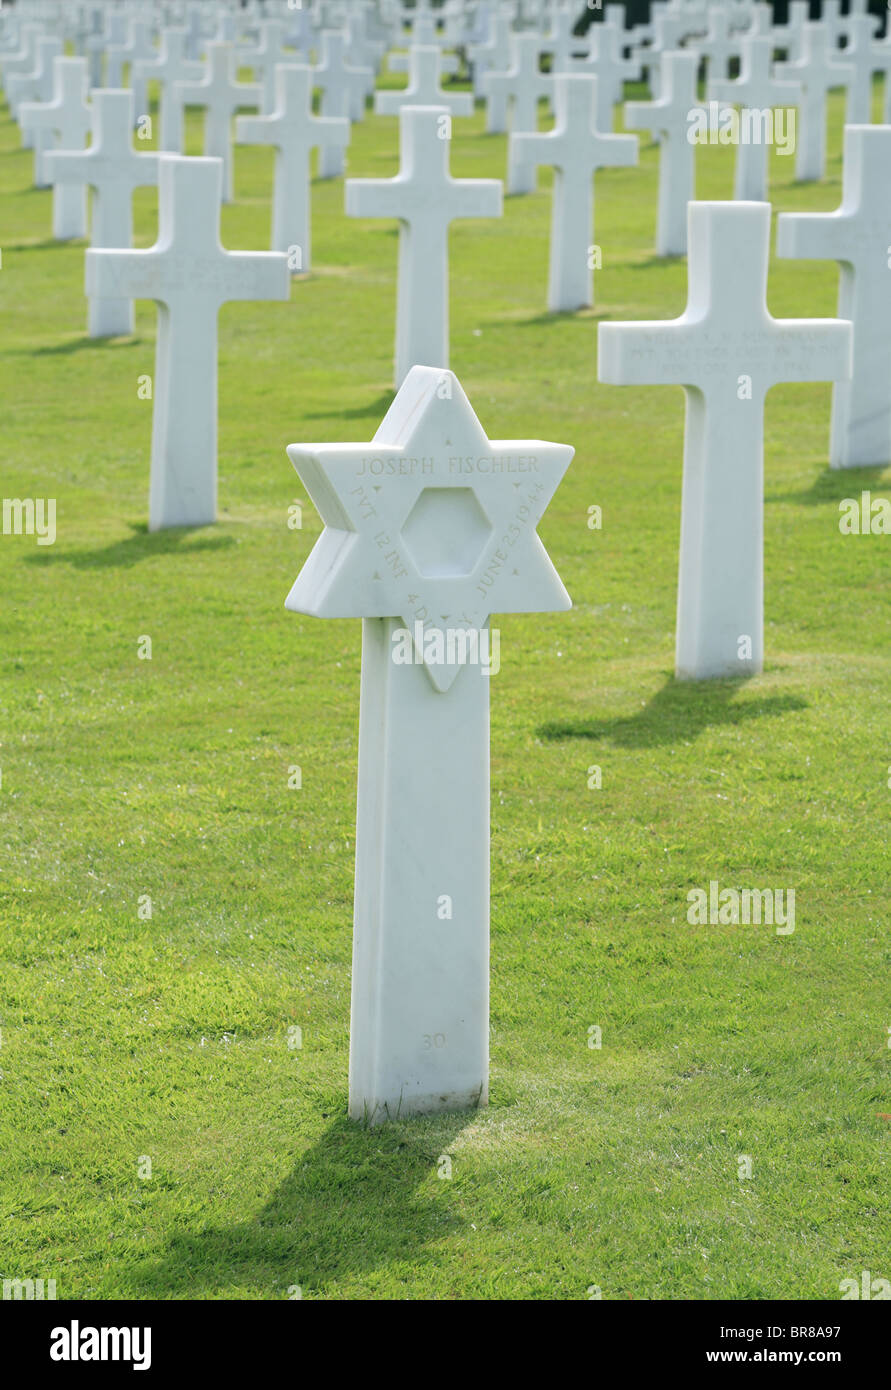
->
[777,125,891,469]
[775,22,854,181]
[46,89,160,337]
[708,36,801,200]
[568,24,640,132]
[106,17,156,120]
[85,155,290,530]
[346,105,502,387]
[314,30,373,175]
[375,43,472,118]
[236,63,349,264]
[513,73,637,312]
[772,0,808,62]
[482,32,553,193]
[98,12,131,87]
[173,42,260,203]
[19,56,91,240]
[689,5,744,81]
[625,50,698,257]
[598,201,852,680]
[843,13,879,124]
[468,9,512,97]
[284,365,573,1124]
[0,22,42,102]
[237,18,296,115]
[132,28,205,154]
[9,35,62,187]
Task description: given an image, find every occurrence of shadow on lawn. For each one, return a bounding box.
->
[303,388,395,422]
[28,335,142,357]
[23,522,234,569]
[134,1111,473,1297]
[539,675,807,749]
[769,464,891,508]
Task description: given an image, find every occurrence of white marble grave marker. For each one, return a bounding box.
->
[132,28,205,153]
[625,50,698,257]
[9,35,63,186]
[236,63,349,264]
[19,56,91,240]
[174,41,260,203]
[284,365,573,1123]
[569,23,640,133]
[598,201,851,679]
[46,90,160,337]
[375,44,472,118]
[237,18,295,115]
[346,105,502,387]
[513,73,637,312]
[777,125,891,468]
[708,36,801,201]
[106,17,156,120]
[481,31,554,190]
[314,30,373,175]
[85,155,290,530]
[774,23,854,182]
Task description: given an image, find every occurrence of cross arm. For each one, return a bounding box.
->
[234,111,283,147]
[85,246,170,303]
[776,210,856,265]
[766,317,852,386]
[220,250,291,304]
[598,318,699,386]
[623,97,667,136]
[345,178,408,220]
[449,176,503,222]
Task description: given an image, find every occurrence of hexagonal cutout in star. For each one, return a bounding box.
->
[401,487,493,579]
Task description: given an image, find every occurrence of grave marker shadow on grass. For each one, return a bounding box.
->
[538,675,808,750]
[131,1112,474,1299]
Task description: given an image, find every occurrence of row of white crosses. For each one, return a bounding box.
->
[7,0,891,1124]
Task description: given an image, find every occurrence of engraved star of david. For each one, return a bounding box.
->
[285,366,573,691]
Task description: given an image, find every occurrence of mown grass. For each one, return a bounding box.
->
[0,63,889,1300]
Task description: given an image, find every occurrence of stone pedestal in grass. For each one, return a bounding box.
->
[598,201,852,680]
[625,50,698,257]
[513,73,637,312]
[283,365,573,1124]
[236,63,349,264]
[19,56,91,240]
[46,89,160,338]
[346,105,502,387]
[777,126,891,469]
[85,155,290,530]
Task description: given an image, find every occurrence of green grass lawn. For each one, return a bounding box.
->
[1,67,889,1301]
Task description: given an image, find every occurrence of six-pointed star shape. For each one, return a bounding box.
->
[285,366,573,691]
